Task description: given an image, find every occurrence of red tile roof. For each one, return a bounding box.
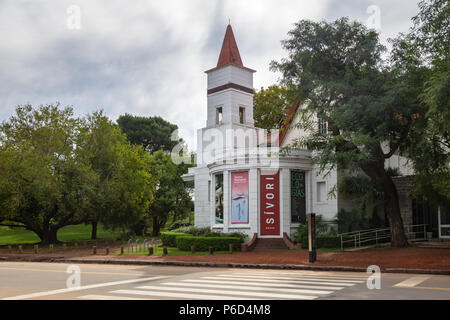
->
[217,24,243,68]
[279,100,301,145]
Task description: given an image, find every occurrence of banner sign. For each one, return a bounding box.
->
[215,174,224,224]
[291,171,306,223]
[231,172,249,224]
[260,170,280,236]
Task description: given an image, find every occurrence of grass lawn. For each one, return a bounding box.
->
[0,223,122,245]
[117,246,232,257]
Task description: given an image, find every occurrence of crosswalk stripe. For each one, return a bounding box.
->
[111,289,253,300]
[231,272,368,279]
[161,281,333,295]
[182,279,345,290]
[136,285,318,300]
[2,276,168,300]
[183,279,345,290]
[78,295,151,300]
[218,274,364,283]
[393,276,431,288]
[201,276,354,286]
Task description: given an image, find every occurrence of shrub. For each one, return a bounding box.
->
[160,232,188,247]
[173,226,248,242]
[292,215,336,244]
[175,236,243,252]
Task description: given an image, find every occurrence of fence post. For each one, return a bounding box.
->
[340,235,343,251]
[358,232,361,247]
[375,231,378,245]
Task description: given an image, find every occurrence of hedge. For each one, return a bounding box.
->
[161,232,188,247]
[175,236,242,252]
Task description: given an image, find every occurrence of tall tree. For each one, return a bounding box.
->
[271,18,428,247]
[253,85,295,130]
[147,150,192,236]
[117,114,180,153]
[78,111,156,239]
[0,104,91,244]
[398,0,450,204]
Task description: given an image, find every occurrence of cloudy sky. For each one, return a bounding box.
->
[0,0,421,149]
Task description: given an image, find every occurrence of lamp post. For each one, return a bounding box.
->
[307,213,316,263]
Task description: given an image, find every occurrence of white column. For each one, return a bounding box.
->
[281,168,290,238]
[249,168,258,235]
[223,170,229,233]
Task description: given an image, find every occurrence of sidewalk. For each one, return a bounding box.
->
[1,246,449,275]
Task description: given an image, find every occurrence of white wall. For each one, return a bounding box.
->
[207,65,253,90]
[206,65,254,128]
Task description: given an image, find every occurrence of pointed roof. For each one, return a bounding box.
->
[278,100,301,146]
[217,24,243,68]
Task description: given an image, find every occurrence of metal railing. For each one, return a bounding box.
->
[338,224,428,251]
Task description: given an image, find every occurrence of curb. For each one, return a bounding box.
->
[2,256,449,275]
[34,257,449,275]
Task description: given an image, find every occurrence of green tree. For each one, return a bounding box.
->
[270,18,428,247]
[117,114,180,153]
[78,111,156,239]
[0,104,92,244]
[253,85,294,130]
[147,150,192,236]
[397,0,450,204]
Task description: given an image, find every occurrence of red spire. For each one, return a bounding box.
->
[217,24,243,68]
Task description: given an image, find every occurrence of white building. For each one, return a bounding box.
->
[183,24,450,246]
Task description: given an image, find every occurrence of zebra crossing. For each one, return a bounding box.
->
[77,270,368,300]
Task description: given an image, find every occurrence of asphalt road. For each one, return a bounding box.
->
[0,261,449,300]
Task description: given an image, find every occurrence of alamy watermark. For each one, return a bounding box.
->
[66,265,81,289]
[66,5,81,30]
[366,265,381,289]
[170,127,280,170]
[366,5,381,30]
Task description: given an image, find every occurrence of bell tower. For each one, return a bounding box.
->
[205,24,256,128]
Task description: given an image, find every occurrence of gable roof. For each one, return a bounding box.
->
[278,100,301,146]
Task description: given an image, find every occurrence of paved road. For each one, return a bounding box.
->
[0,262,449,300]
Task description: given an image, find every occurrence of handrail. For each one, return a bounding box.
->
[338,224,428,251]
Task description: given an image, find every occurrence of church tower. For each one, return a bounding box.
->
[204,24,256,128]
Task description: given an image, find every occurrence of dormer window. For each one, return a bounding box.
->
[216,107,223,125]
[239,107,245,124]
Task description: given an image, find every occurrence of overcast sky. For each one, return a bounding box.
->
[0,0,421,149]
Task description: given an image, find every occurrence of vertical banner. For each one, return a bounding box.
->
[260,170,280,236]
[291,171,306,223]
[231,172,249,224]
[215,174,224,224]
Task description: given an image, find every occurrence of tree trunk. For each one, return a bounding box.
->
[91,220,98,240]
[151,217,161,237]
[383,179,409,247]
[361,164,408,248]
[39,229,59,245]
